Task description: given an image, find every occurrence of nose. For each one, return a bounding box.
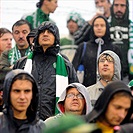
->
[103,60,108,65]
[118,110,127,120]
[19,92,25,99]
[19,32,24,38]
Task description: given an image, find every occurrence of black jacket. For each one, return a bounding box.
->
[0,69,45,133]
[13,22,78,120]
[72,16,122,87]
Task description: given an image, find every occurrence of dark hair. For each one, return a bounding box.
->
[36,0,52,8]
[12,19,32,31]
[0,28,12,38]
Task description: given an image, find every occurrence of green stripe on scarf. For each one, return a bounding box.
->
[55,53,68,114]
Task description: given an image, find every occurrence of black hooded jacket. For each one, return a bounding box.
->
[110,0,130,78]
[0,69,45,133]
[13,21,78,120]
[84,81,133,125]
[72,16,122,87]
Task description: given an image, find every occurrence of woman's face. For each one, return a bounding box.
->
[93,18,106,37]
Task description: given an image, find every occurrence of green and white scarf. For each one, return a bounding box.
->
[8,45,31,65]
[24,52,68,114]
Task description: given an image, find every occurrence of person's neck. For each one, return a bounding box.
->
[100,78,112,87]
[104,10,111,19]
[17,44,29,50]
[41,6,49,14]
[13,111,27,120]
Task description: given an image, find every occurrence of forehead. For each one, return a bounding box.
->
[67,87,79,93]
[13,24,30,32]
[94,18,106,24]
[114,0,126,4]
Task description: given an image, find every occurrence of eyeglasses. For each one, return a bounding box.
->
[99,54,114,63]
[66,93,84,99]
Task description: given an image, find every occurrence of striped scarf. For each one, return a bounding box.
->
[24,52,68,114]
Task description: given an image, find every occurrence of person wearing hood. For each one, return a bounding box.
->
[22,0,58,29]
[45,83,92,124]
[87,50,121,106]
[0,69,45,133]
[84,81,133,133]
[110,0,133,84]
[13,21,78,121]
[72,15,121,87]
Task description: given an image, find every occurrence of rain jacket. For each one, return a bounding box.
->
[0,69,45,133]
[13,22,78,120]
[72,15,122,87]
[84,81,133,125]
[87,50,121,106]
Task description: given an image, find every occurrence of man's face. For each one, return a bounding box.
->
[10,79,33,118]
[64,88,85,115]
[95,0,111,15]
[39,29,55,50]
[98,54,114,81]
[93,18,106,37]
[12,24,30,49]
[0,33,12,52]
[43,0,58,13]
[67,20,79,35]
[103,95,131,127]
[113,0,127,19]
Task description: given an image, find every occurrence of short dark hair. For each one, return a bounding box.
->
[0,28,12,38]
[12,19,32,31]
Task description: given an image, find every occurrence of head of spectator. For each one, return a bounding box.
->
[90,15,111,44]
[95,0,111,19]
[12,19,32,50]
[3,69,38,121]
[0,69,45,132]
[97,50,121,86]
[33,21,60,53]
[66,11,85,35]
[0,28,13,55]
[36,0,58,14]
[57,83,92,115]
[44,114,102,133]
[85,81,133,128]
[111,0,129,24]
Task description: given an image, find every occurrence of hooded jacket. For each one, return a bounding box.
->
[72,16,122,87]
[57,83,92,115]
[87,50,121,106]
[110,0,133,79]
[0,69,45,133]
[13,21,78,120]
[84,81,133,125]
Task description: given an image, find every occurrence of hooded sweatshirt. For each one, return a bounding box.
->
[44,83,92,125]
[110,0,133,79]
[57,83,92,115]
[72,15,122,87]
[0,69,45,133]
[84,81,133,125]
[87,50,121,106]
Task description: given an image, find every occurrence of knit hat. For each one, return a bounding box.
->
[67,11,85,28]
[44,114,101,133]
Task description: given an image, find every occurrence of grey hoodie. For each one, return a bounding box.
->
[57,83,92,115]
[87,50,121,106]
